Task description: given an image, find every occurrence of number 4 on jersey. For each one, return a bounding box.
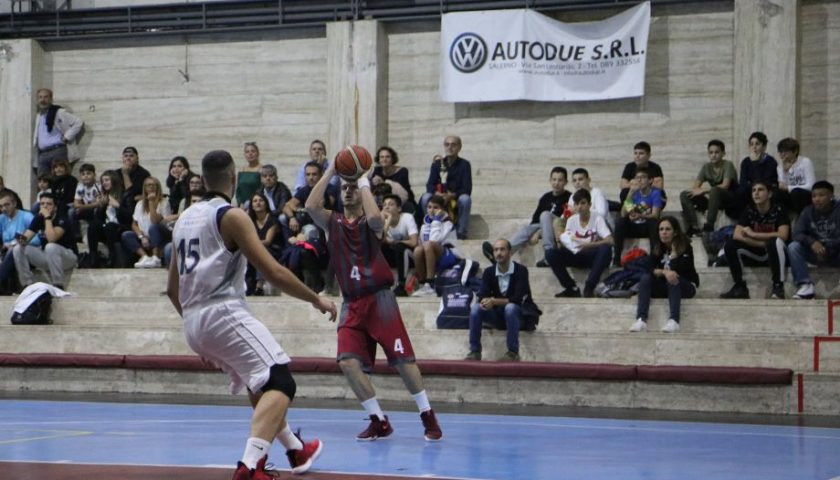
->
[393,338,404,354]
[350,266,361,281]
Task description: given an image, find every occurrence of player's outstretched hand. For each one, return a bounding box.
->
[313,297,338,322]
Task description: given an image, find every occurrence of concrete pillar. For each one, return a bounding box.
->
[0,39,45,202]
[733,0,799,159]
[325,20,388,157]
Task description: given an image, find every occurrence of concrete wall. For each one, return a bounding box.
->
[0,1,837,214]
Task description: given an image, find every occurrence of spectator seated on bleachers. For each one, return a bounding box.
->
[570,167,610,228]
[412,194,458,297]
[177,175,205,213]
[719,181,789,300]
[619,141,667,207]
[546,189,613,298]
[293,139,338,195]
[420,135,472,240]
[31,173,51,214]
[245,192,287,296]
[87,170,132,268]
[165,156,194,215]
[464,238,540,363]
[381,194,418,297]
[371,146,417,215]
[629,217,698,334]
[679,139,738,237]
[117,146,151,212]
[775,137,815,217]
[12,192,77,290]
[613,166,663,266]
[0,190,40,293]
[70,163,102,245]
[486,166,571,269]
[50,159,78,217]
[787,180,840,300]
[257,164,292,221]
[734,131,778,219]
[122,177,171,269]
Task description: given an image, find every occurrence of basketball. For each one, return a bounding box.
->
[334,145,373,180]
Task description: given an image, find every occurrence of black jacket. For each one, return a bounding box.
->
[477,262,542,329]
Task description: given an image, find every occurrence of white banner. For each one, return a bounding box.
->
[440,3,650,102]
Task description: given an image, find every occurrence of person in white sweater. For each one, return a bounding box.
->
[776,137,815,215]
[412,195,458,296]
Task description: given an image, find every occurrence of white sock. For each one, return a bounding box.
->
[276,425,303,451]
[412,390,431,413]
[361,397,386,421]
[241,437,271,469]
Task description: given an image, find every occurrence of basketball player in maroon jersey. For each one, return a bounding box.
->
[306,161,442,442]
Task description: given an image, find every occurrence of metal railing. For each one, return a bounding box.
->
[0,0,703,41]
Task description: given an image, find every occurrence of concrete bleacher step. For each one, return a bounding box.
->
[0,363,804,415]
[0,295,832,337]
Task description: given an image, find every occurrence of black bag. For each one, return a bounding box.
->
[435,283,475,329]
[434,258,480,296]
[11,291,53,325]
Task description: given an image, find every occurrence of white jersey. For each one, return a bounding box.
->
[174,197,247,313]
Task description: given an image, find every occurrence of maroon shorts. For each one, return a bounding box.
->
[337,289,416,370]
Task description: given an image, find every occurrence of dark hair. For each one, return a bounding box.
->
[634,166,650,178]
[100,169,125,199]
[749,131,768,147]
[428,194,448,213]
[707,139,726,152]
[304,160,323,174]
[633,141,651,154]
[51,158,70,171]
[654,216,689,257]
[777,137,800,155]
[39,191,58,203]
[376,146,399,165]
[79,163,96,174]
[184,187,206,208]
[310,139,326,153]
[0,188,24,210]
[244,142,259,153]
[572,189,591,204]
[201,150,235,191]
[166,156,191,190]
[812,180,834,194]
[122,146,138,155]
[247,191,271,222]
[382,194,402,207]
[750,180,774,196]
[550,166,568,180]
[571,167,589,178]
[37,173,52,184]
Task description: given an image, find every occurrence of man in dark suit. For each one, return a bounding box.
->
[464,238,540,362]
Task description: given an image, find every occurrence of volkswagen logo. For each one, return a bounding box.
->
[449,33,487,73]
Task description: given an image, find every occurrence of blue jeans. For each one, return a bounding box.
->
[121,223,171,253]
[635,272,696,322]
[788,240,840,285]
[546,244,612,291]
[420,192,472,237]
[468,302,522,353]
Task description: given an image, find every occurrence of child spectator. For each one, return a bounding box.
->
[50,159,78,215]
[613,167,663,266]
[381,194,418,296]
[488,166,571,268]
[412,195,457,297]
[619,141,667,205]
[629,217,698,333]
[32,173,52,213]
[679,139,739,236]
[719,181,789,300]
[546,189,614,298]
[775,137,815,215]
[787,181,840,299]
[121,176,171,268]
[570,168,609,226]
[735,132,778,215]
[71,163,102,240]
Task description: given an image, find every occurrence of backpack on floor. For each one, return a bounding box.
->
[435,283,475,329]
[595,255,650,298]
[10,291,53,325]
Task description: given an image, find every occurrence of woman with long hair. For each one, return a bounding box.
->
[235,142,262,207]
[165,155,194,213]
[245,191,285,295]
[121,176,171,268]
[88,170,132,268]
[630,216,699,334]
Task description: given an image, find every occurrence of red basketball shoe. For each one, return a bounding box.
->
[356,414,394,441]
[421,409,443,441]
[286,430,323,474]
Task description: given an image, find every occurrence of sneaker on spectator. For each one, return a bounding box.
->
[770,282,785,299]
[393,284,408,297]
[720,282,749,299]
[134,255,153,268]
[554,286,581,298]
[661,319,680,333]
[481,241,495,264]
[464,351,481,361]
[356,415,393,441]
[412,283,435,297]
[497,350,520,362]
[793,283,815,300]
[535,259,549,268]
[629,318,647,332]
[147,256,162,268]
[420,409,443,441]
[286,430,323,474]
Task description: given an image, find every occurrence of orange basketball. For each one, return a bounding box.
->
[334,145,373,180]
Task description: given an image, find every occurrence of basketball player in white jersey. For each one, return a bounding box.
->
[166,150,337,480]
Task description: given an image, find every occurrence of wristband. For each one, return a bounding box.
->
[356,176,371,190]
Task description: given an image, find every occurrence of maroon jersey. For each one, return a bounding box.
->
[328,213,395,300]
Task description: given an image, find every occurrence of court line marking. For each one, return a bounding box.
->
[0,429,92,445]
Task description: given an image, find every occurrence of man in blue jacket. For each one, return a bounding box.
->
[788,181,840,299]
[464,239,540,362]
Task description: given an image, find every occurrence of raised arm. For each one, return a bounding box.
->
[304,163,336,231]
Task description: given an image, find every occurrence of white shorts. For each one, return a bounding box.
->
[183,299,290,395]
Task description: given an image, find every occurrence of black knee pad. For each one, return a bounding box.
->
[261,363,296,400]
